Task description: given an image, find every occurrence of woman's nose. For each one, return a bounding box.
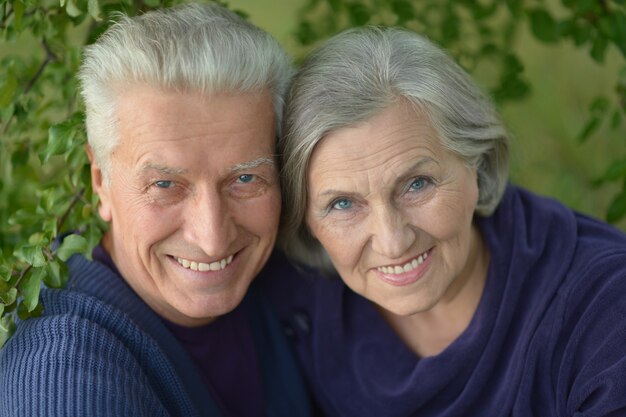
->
[369,205,415,259]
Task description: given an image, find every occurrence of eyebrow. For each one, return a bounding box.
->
[138,156,275,177]
[230,156,275,172]
[139,163,188,176]
[316,156,438,197]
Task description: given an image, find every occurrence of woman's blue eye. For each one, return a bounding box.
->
[155,180,174,189]
[331,198,352,210]
[409,178,426,191]
[238,174,256,183]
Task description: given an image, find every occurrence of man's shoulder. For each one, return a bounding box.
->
[0,281,184,417]
[2,284,144,362]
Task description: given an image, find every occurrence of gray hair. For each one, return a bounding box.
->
[279,26,510,271]
[79,2,292,179]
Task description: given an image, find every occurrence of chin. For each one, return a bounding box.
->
[376,297,434,317]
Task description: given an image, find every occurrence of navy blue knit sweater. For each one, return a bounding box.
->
[0,251,313,416]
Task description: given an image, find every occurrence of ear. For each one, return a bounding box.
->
[86,145,112,222]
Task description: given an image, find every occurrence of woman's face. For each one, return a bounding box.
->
[306,100,484,317]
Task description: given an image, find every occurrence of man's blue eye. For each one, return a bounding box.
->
[238,174,256,183]
[155,180,174,189]
[332,198,352,210]
[409,178,426,191]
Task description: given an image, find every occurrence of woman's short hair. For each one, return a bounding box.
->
[279,26,510,271]
[79,3,292,180]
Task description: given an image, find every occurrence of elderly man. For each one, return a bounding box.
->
[0,3,312,416]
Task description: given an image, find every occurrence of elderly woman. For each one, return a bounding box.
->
[265,27,626,416]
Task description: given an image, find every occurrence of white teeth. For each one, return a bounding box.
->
[377,251,429,275]
[176,254,233,272]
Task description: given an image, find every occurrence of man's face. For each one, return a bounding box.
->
[90,85,280,326]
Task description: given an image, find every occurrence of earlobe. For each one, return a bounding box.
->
[85,145,113,222]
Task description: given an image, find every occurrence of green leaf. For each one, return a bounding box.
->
[442,7,460,42]
[0,71,18,108]
[607,189,626,223]
[575,0,597,13]
[576,116,600,143]
[590,96,610,114]
[0,315,16,348]
[56,234,88,261]
[493,54,530,102]
[82,204,93,219]
[590,35,608,63]
[28,232,46,246]
[469,2,497,19]
[529,9,560,43]
[557,18,575,38]
[612,11,626,57]
[8,209,38,227]
[12,0,25,31]
[347,3,370,26]
[596,158,626,183]
[391,0,414,24]
[599,16,617,39]
[66,0,82,17]
[88,0,101,20]
[327,0,342,12]
[0,264,12,282]
[17,299,43,320]
[572,23,591,46]
[610,109,622,129]
[40,119,78,163]
[44,261,68,288]
[20,268,44,312]
[14,245,47,268]
[295,21,316,46]
[0,286,17,306]
[505,0,523,18]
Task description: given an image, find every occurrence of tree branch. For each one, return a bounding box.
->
[24,39,58,94]
[13,187,85,290]
[14,265,32,292]
[0,3,13,28]
[57,187,85,233]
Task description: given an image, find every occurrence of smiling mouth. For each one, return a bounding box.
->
[176,254,234,272]
[376,249,431,275]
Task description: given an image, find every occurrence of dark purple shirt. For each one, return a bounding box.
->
[93,246,265,417]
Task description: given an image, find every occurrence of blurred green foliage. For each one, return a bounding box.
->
[0,0,625,347]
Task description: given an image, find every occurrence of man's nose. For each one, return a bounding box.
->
[184,188,236,256]
[370,205,415,259]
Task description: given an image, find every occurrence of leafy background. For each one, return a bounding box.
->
[1,0,625,346]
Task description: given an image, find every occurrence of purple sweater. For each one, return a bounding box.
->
[263,185,626,416]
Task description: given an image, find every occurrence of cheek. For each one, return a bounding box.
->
[426,183,478,238]
[240,189,282,234]
[111,192,180,247]
[309,218,361,268]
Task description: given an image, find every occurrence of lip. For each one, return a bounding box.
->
[373,248,433,287]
